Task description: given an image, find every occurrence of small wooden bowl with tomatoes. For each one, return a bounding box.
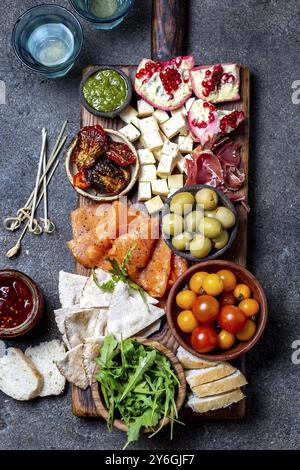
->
[166,260,268,361]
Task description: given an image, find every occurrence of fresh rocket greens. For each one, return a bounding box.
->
[91,246,148,307]
[95,334,181,448]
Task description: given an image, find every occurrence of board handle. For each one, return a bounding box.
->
[151,0,186,60]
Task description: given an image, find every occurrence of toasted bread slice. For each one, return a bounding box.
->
[192,370,247,398]
[186,362,236,388]
[0,348,43,400]
[176,346,219,369]
[25,340,66,397]
[187,389,245,413]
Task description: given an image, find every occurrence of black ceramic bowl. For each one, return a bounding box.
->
[79,66,133,119]
[160,184,238,263]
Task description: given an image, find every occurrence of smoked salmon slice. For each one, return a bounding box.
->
[137,239,172,298]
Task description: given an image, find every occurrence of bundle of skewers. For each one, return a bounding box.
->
[3,121,68,258]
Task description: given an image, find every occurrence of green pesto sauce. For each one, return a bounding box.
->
[83,70,127,113]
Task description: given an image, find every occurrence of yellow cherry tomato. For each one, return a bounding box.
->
[177,310,198,333]
[218,330,235,350]
[176,289,197,310]
[202,274,224,296]
[233,283,251,301]
[239,298,260,317]
[189,271,208,294]
[236,319,256,341]
[217,269,237,292]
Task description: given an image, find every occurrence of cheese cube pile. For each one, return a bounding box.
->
[119,99,196,211]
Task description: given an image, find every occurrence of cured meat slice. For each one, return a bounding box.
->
[137,239,172,298]
[105,141,136,167]
[168,254,189,287]
[186,149,224,187]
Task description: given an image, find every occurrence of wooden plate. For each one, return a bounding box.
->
[91,337,187,433]
[65,128,140,202]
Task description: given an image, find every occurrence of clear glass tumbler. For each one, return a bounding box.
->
[68,0,135,30]
[12,4,83,78]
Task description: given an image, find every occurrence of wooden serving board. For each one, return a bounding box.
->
[71,64,249,419]
[71,0,250,420]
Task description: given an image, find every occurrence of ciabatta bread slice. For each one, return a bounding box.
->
[176,346,219,369]
[192,369,247,398]
[25,340,66,397]
[187,389,245,413]
[186,362,235,388]
[0,348,43,400]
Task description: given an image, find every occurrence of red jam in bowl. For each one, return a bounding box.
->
[0,270,44,338]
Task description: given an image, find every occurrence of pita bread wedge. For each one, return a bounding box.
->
[56,344,88,389]
[64,308,107,349]
[137,319,161,338]
[58,271,88,308]
[79,269,113,308]
[54,304,87,334]
[82,337,105,385]
[106,282,165,341]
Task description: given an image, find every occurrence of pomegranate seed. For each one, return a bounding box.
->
[203,102,210,108]
[205,69,211,76]
[202,80,207,87]
[228,74,235,83]
[209,104,215,111]
[202,89,209,97]
[222,73,229,82]
[192,119,198,126]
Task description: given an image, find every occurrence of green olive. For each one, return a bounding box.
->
[189,235,212,258]
[212,229,229,249]
[202,217,222,238]
[172,232,193,251]
[195,188,218,210]
[162,213,184,237]
[170,192,195,215]
[204,209,217,218]
[185,210,203,233]
[214,206,236,229]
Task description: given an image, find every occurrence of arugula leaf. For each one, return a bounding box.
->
[119,350,157,401]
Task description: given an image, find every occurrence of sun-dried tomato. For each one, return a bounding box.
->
[105,141,136,167]
[73,169,91,189]
[84,156,131,195]
[72,125,109,170]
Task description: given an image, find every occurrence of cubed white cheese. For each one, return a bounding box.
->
[161,140,179,160]
[139,164,157,182]
[160,113,187,139]
[151,179,169,197]
[119,124,140,142]
[171,106,187,117]
[178,135,194,154]
[137,99,154,118]
[175,154,188,174]
[168,188,178,198]
[153,109,169,124]
[145,196,164,215]
[179,126,189,136]
[153,148,162,161]
[139,116,159,134]
[137,148,156,165]
[142,130,164,151]
[138,182,152,201]
[185,97,196,112]
[168,174,184,189]
[119,105,138,124]
[156,154,175,178]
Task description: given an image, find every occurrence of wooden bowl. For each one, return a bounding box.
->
[65,128,140,202]
[160,184,238,263]
[79,66,133,119]
[91,338,187,434]
[166,260,268,361]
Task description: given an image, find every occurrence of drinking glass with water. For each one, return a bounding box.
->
[12,5,83,78]
[69,0,135,30]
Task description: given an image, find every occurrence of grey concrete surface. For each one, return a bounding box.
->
[0,0,299,450]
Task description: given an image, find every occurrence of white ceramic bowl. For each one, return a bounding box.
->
[65,128,140,202]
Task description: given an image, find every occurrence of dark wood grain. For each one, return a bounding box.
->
[71,65,250,420]
[151,0,185,60]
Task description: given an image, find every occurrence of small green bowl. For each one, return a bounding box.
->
[79,66,133,119]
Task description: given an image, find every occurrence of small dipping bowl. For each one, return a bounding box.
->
[12,4,83,78]
[80,66,133,118]
[69,0,135,30]
[0,270,44,338]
